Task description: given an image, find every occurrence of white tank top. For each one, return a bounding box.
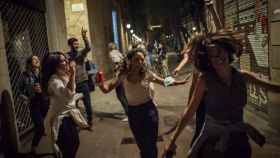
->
[123,72,155,106]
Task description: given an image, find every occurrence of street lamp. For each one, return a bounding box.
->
[130,29,134,34]
[192,27,197,31]
[126,24,131,29]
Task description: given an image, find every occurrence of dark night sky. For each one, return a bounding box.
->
[127,0,183,26]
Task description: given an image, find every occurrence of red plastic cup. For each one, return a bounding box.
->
[95,71,104,83]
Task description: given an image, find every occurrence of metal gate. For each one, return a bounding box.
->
[224,0,270,116]
[0,1,48,137]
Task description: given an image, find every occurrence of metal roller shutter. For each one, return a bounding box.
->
[224,0,270,117]
[0,1,49,138]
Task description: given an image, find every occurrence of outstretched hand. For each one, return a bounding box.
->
[172,68,179,77]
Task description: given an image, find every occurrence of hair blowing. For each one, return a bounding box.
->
[191,30,244,72]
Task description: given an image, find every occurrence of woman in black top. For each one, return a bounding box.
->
[164,30,280,158]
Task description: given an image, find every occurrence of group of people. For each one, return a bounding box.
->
[20,28,280,158]
[20,28,93,158]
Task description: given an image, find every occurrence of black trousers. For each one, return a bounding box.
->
[127,100,159,158]
[57,117,80,158]
[30,99,48,147]
[199,132,251,158]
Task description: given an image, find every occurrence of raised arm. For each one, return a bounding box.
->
[97,73,125,93]
[98,79,120,93]
[241,70,280,92]
[164,75,206,152]
[80,28,91,57]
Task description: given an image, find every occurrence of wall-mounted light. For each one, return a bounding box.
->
[126,24,131,29]
[150,25,162,29]
[132,34,142,42]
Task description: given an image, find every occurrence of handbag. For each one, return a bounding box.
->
[69,108,89,129]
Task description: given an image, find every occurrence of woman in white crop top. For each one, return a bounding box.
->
[98,48,189,158]
[42,52,87,158]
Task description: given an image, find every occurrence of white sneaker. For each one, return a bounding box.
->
[121,117,128,122]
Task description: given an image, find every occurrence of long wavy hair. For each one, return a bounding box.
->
[191,29,244,72]
[41,51,66,92]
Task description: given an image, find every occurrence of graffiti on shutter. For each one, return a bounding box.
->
[224,0,270,115]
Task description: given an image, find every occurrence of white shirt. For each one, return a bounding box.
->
[44,74,76,141]
[122,72,155,106]
[109,49,124,63]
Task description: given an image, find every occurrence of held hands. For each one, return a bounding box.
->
[164,76,175,87]
[172,68,179,77]
[164,74,191,87]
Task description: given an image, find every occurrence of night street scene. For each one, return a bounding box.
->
[1,0,280,158]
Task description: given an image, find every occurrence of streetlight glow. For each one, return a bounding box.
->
[126,24,131,29]
[130,29,134,33]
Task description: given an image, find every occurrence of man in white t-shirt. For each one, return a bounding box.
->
[108,42,128,121]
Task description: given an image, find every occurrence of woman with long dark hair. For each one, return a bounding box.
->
[98,48,189,158]
[20,55,49,154]
[42,52,87,158]
[164,30,280,158]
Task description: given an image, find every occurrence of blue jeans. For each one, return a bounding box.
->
[76,81,93,125]
[127,100,158,158]
[115,83,128,115]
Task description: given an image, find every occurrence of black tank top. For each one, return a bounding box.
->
[203,68,247,123]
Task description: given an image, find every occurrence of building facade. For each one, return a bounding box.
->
[0,0,127,154]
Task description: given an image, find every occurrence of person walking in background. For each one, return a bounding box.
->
[20,55,49,155]
[67,28,93,126]
[147,42,154,66]
[108,42,128,122]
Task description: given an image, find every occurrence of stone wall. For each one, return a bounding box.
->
[87,0,116,78]
[45,0,68,52]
